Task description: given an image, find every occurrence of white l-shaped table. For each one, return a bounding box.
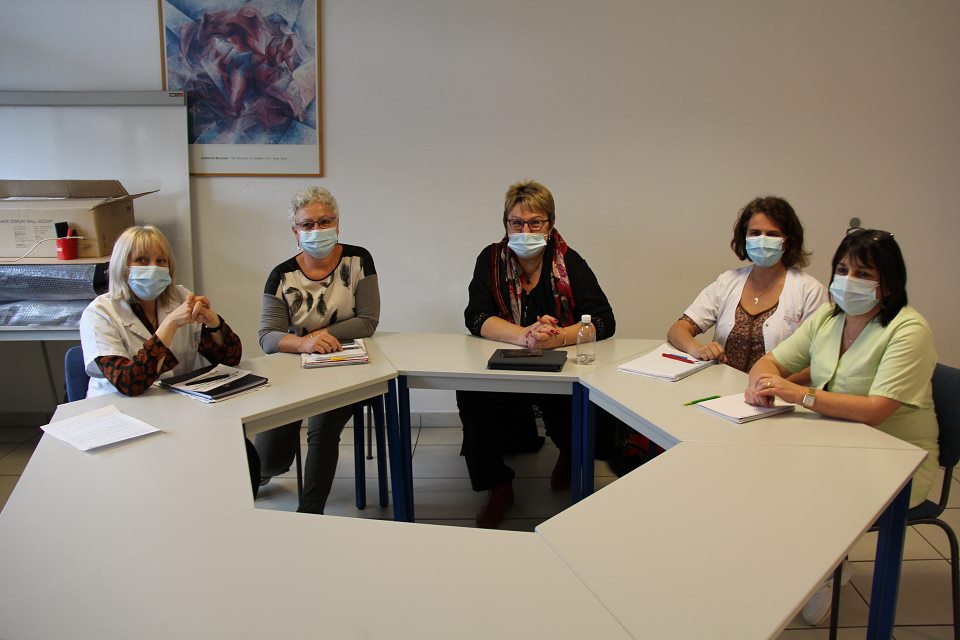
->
[0,335,925,639]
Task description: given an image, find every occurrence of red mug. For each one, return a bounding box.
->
[56,237,79,260]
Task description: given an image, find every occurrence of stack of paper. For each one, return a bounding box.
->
[696,393,795,423]
[157,364,268,403]
[301,339,369,368]
[616,343,714,381]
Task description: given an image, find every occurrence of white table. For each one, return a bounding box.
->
[574,344,926,639]
[0,333,924,639]
[0,509,632,640]
[536,441,925,640]
[0,342,403,607]
[374,333,657,517]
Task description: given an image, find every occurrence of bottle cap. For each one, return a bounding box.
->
[581,314,591,323]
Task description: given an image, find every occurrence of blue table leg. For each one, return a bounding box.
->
[384,379,410,522]
[581,389,595,499]
[571,382,594,503]
[867,480,911,640]
[398,375,415,522]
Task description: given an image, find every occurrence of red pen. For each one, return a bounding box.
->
[67,227,75,237]
[662,352,696,364]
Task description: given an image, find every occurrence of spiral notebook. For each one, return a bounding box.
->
[695,393,795,424]
[616,343,714,381]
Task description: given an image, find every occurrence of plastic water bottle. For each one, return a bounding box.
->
[576,314,596,364]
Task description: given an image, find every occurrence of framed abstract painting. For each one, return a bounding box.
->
[159,0,322,176]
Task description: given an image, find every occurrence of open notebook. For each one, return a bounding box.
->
[696,393,795,423]
[617,343,714,381]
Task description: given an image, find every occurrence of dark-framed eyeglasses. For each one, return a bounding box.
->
[295,218,337,231]
[506,218,549,232]
[846,227,894,241]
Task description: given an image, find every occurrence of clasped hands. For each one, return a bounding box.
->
[165,293,220,330]
[522,315,564,350]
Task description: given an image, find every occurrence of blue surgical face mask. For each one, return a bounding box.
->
[299,227,338,259]
[829,275,879,316]
[507,232,547,259]
[128,265,172,301]
[745,236,784,267]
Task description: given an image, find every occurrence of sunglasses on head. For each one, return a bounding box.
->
[846,227,894,241]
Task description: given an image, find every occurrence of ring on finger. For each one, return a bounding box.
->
[766,380,772,389]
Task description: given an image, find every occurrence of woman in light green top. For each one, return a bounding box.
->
[747,228,938,625]
[747,228,938,507]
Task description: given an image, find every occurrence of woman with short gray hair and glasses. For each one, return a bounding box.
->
[255,187,380,514]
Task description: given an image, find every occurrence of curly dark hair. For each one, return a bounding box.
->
[730,196,810,268]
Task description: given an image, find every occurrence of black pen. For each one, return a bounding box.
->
[185,373,231,386]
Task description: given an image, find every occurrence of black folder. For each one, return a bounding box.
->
[487,348,567,372]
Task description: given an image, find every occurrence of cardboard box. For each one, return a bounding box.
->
[0,180,155,259]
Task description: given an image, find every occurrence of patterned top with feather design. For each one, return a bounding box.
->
[258,244,381,354]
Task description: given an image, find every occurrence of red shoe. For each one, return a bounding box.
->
[476,481,514,528]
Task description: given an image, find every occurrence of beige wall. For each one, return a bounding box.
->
[2,0,957,417]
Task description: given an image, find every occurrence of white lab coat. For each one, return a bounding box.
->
[79,285,203,397]
[683,266,827,352]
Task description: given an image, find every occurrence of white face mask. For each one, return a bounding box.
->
[127,265,172,301]
[745,236,784,267]
[507,232,547,259]
[829,275,879,316]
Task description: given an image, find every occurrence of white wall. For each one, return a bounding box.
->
[2,0,958,417]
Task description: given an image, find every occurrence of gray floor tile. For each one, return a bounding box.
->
[893,625,957,639]
[0,475,19,513]
[0,441,39,475]
[852,560,955,626]
[849,528,943,562]
[414,426,463,447]
[0,427,42,444]
[776,628,867,639]
[409,445,469,479]
[915,508,960,561]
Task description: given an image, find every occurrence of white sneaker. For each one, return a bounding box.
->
[801,560,853,626]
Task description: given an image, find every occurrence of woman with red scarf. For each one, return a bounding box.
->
[459,179,616,528]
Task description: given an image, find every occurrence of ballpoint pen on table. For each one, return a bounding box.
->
[185,373,231,386]
[683,395,720,406]
[662,352,697,364]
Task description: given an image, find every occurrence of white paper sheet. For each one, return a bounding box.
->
[42,404,160,451]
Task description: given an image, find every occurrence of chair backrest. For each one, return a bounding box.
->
[932,362,960,470]
[64,345,89,402]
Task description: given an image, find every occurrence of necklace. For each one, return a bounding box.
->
[749,271,784,305]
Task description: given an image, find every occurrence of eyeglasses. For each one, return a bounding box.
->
[295,217,337,231]
[506,218,549,232]
[846,227,893,241]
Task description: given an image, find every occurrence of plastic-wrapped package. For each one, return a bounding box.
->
[0,299,91,327]
[0,264,107,302]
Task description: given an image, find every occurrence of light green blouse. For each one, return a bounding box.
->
[772,303,938,507]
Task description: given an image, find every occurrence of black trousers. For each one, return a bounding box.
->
[457,390,572,492]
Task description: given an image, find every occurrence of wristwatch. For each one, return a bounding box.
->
[801,387,817,409]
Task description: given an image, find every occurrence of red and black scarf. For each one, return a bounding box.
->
[489,230,576,327]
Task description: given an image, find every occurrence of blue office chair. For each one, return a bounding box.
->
[829,363,960,640]
[293,396,389,510]
[64,345,89,402]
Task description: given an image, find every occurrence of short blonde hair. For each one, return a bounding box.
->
[108,225,177,305]
[288,187,340,226]
[502,179,556,228]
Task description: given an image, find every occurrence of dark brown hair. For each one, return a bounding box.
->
[730,196,810,268]
[830,229,906,326]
